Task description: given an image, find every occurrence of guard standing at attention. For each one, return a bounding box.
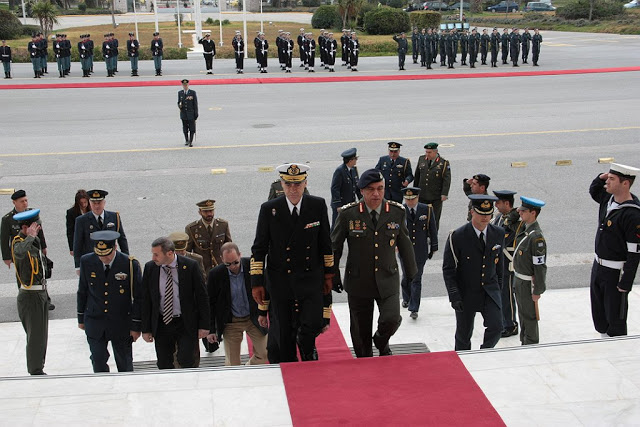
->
[177,79,198,147]
[232,31,244,74]
[413,142,451,229]
[185,199,232,273]
[588,163,640,337]
[127,32,140,77]
[400,187,437,320]
[521,28,532,64]
[411,28,419,64]
[501,28,510,65]
[28,34,42,78]
[489,28,500,67]
[1,39,12,79]
[349,32,359,71]
[151,32,163,76]
[79,35,91,77]
[480,29,489,65]
[331,169,417,357]
[512,196,547,345]
[77,231,143,372]
[198,33,216,74]
[532,29,543,66]
[392,32,408,71]
[375,142,413,203]
[102,33,115,77]
[510,28,521,67]
[330,148,361,227]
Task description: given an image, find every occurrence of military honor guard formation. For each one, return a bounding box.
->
[0,26,543,79]
[3,150,638,376]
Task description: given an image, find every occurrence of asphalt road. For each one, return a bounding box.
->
[0,29,639,323]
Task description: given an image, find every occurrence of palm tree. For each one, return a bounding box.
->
[31,0,59,37]
[338,0,365,29]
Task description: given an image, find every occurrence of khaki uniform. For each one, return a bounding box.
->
[413,155,451,228]
[512,220,547,344]
[185,218,232,273]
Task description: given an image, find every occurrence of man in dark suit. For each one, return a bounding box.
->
[330,147,361,228]
[141,237,210,369]
[206,242,268,366]
[375,142,414,203]
[73,190,128,271]
[443,195,505,351]
[77,231,142,372]
[331,170,417,357]
[400,187,437,320]
[250,163,334,362]
[178,79,198,147]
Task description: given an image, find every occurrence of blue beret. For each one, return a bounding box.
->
[341,148,357,159]
[358,169,384,189]
[519,196,545,210]
[13,209,40,223]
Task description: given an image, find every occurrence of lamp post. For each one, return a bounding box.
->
[177,0,182,48]
[21,0,27,25]
[154,0,159,33]
[242,0,247,59]
[133,0,139,40]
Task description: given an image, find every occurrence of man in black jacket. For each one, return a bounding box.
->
[178,79,198,147]
[443,195,505,350]
[206,242,268,366]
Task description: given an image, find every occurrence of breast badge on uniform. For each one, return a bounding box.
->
[390,239,395,246]
[272,208,277,217]
[607,220,612,227]
[387,222,400,230]
[304,221,320,229]
[107,222,115,228]
[419,215,427,221]
[90,272,97,278]
[120,288,125,294]
[114,272,128,280]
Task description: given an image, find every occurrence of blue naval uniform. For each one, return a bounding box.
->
[330,163,361,227]
[73,210,129,268]
[375,155,414,203]
[400,202,438,312]
[77,251,142,372]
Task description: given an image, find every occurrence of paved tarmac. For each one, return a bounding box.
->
[0,25,639,323]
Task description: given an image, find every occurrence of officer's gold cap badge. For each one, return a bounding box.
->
[288,164,300,175]
[406,189,413,197]
[481,201,491,209]
[92,192,101,198]
[276,163,310,183]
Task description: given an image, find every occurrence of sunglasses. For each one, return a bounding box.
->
[224,260,240,267]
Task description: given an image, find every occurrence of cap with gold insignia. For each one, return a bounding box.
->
[88,189,108,201]
[341,147,357,160]
[181,79,189,84]
[358,169,385,189]
[609,163,639,180]
[424,142,438,150]
[473,174,491,188]
[13,209,40,225]
[387,141,402,151]
[469,194,498,215]
[91,230,120,256]
[402,187,420,199]
[197,199,216,211]
[11,189,26,200]
[276,163,309,183]
[518,196,546,211]
[168,231,190,251]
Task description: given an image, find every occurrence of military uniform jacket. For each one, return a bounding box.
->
[151,38,163,56]
[185,217,231,271]
[208,257,267,339]
[510,33,521,54]
[77,251,143,340]
[141,255,210,337]
[414,155,451,202]
[521,32,532,47]
[78,41,89,59]
[459,34,468,51]
[375,155,414,202]
[199,37,216,55]
[330,164,361,208]
[73,210,129,268]
[480,34,490,49]
[0,45,12,62]
[53,40,63,58]
[589,176,640,291]
[491,208,523,271]
[327,39,337,56]
[512,221,547,295]
[490,33,500,50]
[11,233,46,289]
[28,40,40,58]
[443,223,505,311]
[178,89,198,121]
[331,200,418,299]
[405,202,438,264]
[2,208,47,262]
[232,37,244,54]
[250,195,333,300]
[501,33,510,50]
[532,34,543,49]
[393,36,408,53]
[127,39,139,57]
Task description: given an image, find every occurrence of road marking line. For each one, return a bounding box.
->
[0,126,638,158]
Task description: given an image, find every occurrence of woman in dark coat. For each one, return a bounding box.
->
[66,189,89,255]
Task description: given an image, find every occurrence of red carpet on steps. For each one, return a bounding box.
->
[280,352,505,426]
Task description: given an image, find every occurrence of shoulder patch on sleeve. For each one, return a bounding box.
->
[388,200,405,210]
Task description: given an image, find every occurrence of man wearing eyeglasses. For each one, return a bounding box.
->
[251,163,334,363]
[207,242,268,366]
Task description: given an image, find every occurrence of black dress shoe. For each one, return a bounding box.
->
[373,332,392,356]
[501,324,518,338]
[48,303,55,311]
[402,301,409,308]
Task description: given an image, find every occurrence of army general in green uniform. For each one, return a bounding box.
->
[512,196,547,345]
[413,142,451,229]
[331,169,417,357]
[185,199,232,274]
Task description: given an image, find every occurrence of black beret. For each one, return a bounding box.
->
[358,169,384,189]
[11,190,26,200]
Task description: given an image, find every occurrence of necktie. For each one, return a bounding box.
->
[410,208,416,222]
[98,216,103,229]
[292,206,299,222]
[371,210,378,228]
[104,264,110,277]
[162,266,174,325]
[479,231,486,252]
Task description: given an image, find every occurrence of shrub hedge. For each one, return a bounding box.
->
[311,4,341,29]
[556,0,624,20]
[409,10,442,29]
[364,7,410,35]
[0,9,23,39]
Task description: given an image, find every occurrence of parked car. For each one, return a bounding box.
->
[524,2,556,11]
[487,1,519,12]
[623,0,638,8]
[422,1,451,10]
[449,2,470,10]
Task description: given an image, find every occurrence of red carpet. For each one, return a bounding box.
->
[281,352,504,426]
[2,66,639,90]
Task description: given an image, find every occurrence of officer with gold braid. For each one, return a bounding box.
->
[250,163,334,362]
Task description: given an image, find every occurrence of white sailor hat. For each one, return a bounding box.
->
[276,163,310,183]
[609,163,639,179]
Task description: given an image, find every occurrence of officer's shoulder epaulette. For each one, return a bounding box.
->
[388,200,405,210]
[271,180,280,184]
[185,219,199,228]
[215,217,229,225]
[340,201,359,211]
